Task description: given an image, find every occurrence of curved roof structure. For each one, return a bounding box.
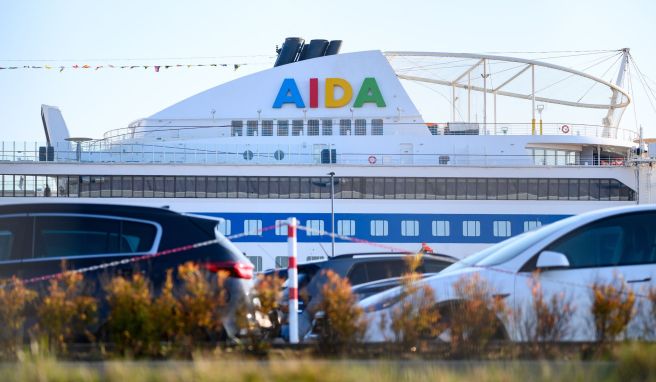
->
[383,50,631,128]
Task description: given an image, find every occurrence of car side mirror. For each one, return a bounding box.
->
[536,251,570,270]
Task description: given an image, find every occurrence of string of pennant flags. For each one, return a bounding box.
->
[0,62,253,72]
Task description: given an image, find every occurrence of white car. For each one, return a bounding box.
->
[361,205,656,342]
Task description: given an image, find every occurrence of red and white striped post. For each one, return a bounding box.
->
[287,217,299,343]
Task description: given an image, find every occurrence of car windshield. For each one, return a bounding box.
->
[442,214,582,272]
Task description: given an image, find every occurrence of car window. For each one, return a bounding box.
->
[0,217,31,262]
[33,216,157,259]
[366,260,405,281]
[546,211,656,268]
[121,220,157,252]
[348,263,368,285]
[422,259,450,273]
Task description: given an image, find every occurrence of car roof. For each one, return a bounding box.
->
[566,204,656,224]
[352,272,439,291]
[0,202,180,218]
[330,251,458,263]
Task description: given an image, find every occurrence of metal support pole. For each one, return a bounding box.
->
[493,92,497,134]
[482,59,487,134]
[451,85,456,122]
[467,73,471,123]
[287,217,299,344]
[531,65,536,135]
[328,172,335,258]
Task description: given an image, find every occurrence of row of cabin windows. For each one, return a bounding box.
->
[2,175,635,201]
[231,119,384,137]
[218,218,543,239]
[254,212,656,272]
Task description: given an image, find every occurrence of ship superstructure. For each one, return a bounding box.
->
[1,39,652,271]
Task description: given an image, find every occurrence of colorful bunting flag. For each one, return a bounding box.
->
[0,61,251,73]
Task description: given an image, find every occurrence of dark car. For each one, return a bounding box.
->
[0,202,254,337]
[262,251,457,340]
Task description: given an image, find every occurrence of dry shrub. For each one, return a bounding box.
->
[35,272,97,353]
[647,287,656,339]
[254,273,284,318]
[241,273,285,343]
[231,273,283,354]
[176,262,228,345]
[519,273,575,345]
[590,278,635,343]
[449,273,508,353]
[0,277,37,358]
[105,273,156,356]
[388,253,441,348]
[316,270,367,354]
[150,270,182,343]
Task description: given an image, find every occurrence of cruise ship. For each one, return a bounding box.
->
[1,38,653,271]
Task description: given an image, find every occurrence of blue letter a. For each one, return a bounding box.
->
[273,78,305,108]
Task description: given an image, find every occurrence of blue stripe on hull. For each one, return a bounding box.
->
[197,212,570,244]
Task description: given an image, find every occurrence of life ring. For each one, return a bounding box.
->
[368,155,377,165]
[561,124,570,134]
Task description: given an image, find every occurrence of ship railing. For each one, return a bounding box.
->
[0,141,631,167]
[99,121,639,143]
[429,122,639,141]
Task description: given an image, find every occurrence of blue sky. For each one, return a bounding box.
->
[1,0,655,141]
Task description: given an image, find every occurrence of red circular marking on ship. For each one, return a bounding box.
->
[368,155,377,164]
[561,124,570,134]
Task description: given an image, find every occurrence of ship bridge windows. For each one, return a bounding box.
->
[322,120,333,136]
[354,119,367,136]
[277,120,289,136]
[307,120,320,136]
[2,175,636,202]
[231,121,243,137]
[247,120,258,136]
[372,119,383,136]
[227,118,385,137]
[262,120,274,136]
[339,119,351,135]
[292,120,304,136]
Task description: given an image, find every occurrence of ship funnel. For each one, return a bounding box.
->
[298,39,329,61]
[274,37,304,67]
[324,40,342,56]
[274,38,342,66]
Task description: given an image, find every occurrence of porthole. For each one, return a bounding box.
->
[243,150,254,160]
[274,150,285,160]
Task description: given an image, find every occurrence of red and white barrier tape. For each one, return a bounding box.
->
[13,224,279,286]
